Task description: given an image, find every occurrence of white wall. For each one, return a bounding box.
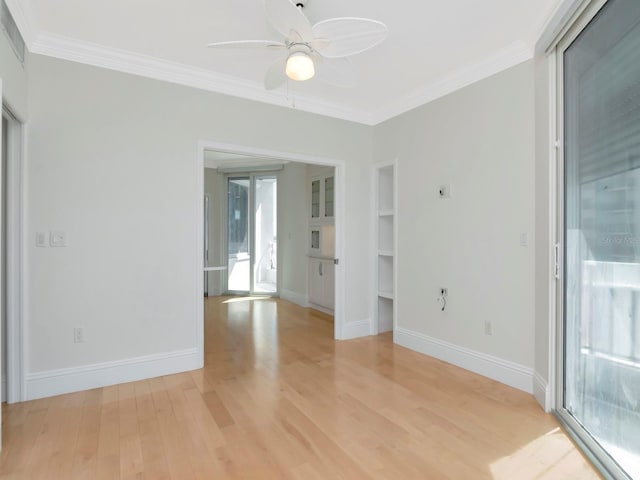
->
[279,162,309,303]
[21,39,548,401]
[533,53,554,409]
[1,28,28,409]
[25,54,373,398]
[374,61,536,391]
[0,30,28,119]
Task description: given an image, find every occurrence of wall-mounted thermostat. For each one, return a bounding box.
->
[438,184,451,198]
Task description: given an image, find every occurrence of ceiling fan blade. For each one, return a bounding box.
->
[264,57,288,90]
[313,55,357,88]
[312,17,388,58]
[265,0,313,41]
[207,40,287,51]
[310,37,330,51]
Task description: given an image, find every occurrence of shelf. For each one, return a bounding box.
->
[376,163,395,335]
[378,297,393,333]
[378,215,393,252]
[378,256,393,293]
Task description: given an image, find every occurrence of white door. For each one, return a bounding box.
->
[308,258,323,305]
[323,261,335,310]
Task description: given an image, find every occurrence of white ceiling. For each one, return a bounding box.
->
[12,0,561,124]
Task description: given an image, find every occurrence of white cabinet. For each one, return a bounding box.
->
[308,257,335,311]
[309,224,335,258]
[376,163,395,333]
[310,172,335,221]
[309,167,335,313]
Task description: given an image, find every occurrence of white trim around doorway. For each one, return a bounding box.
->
[3,105,26,403]
[196,140,347,365]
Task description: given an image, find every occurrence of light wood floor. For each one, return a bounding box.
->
[1,296,601,479]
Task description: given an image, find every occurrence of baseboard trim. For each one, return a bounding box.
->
[26,348,200,400]
[280,289,309,308]
[395,327,534,394]
[308,302,334,316]
[533,372,551,412]
[341,319,371,340]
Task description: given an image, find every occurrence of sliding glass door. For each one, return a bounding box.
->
[226,175,278,294]
[253,176,277,293]
[559,0,640,477]
[227,177,250,292]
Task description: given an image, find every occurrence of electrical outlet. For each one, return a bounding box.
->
[484,321,492,336]
[73,327,85,343]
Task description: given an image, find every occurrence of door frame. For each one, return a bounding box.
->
[552,1,635,478]
[196,139,346,364]
[2,101,25,404]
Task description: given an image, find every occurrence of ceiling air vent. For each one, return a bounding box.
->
[1,0,24,62]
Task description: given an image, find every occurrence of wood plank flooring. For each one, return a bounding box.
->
[1,296,601,479]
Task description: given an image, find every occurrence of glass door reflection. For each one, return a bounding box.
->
[226,175,278,295]
[227,177,250,292]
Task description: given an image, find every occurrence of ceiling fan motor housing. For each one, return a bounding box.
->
[209,0,388,89]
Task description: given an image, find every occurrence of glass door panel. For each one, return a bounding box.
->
[563,0,640,477]
[227,177,250,292]
[311,179,320,218]
[324,175,334,218]
[253,176,277,293]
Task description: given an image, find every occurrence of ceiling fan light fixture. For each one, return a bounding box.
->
[285,51,315,81]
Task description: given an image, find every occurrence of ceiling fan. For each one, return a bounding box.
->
[207,0,388,90]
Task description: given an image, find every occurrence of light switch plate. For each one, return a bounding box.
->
[50,231,68,247]
[36,232,48,247]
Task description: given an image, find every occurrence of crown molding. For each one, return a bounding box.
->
[28,31,536,127]
[30,32,376,125]
[4,0,36,47]
[369,41,533,125]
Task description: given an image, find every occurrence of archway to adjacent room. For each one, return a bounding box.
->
[195,140,346,365]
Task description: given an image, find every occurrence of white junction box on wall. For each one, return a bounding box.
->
[438,184,451,198]
[50,231,68,247]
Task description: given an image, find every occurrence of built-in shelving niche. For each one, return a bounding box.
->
[375,163,395,334]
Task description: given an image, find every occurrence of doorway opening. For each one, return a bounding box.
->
[196,141,344,355]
